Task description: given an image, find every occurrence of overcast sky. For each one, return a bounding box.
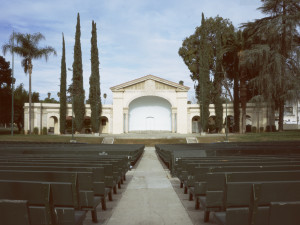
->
[0,0,263,103]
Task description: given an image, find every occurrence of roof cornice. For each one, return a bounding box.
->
[110,74,190,91]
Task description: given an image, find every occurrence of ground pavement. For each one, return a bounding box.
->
[84,147,216,225]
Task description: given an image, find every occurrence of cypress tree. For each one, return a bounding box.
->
[59,33,67,134]
[72,13,85,132]
[89,21,102,133]
[198,13,211,132]
[212,27,224,132]
[213,59,224,132]
[178,13,212,132]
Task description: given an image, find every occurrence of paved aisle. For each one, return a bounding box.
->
[106,147,193,225]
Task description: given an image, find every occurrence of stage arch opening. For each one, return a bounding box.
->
[129,96,172,132]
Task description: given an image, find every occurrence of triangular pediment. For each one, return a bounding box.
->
[110,75,190,92]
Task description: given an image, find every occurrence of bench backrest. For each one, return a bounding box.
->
[0,180,52,224]
[0,199,31,225]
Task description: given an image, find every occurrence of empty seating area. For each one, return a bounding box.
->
[0,143,144,225]
[156,141,300,225]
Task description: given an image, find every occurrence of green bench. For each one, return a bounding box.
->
[0,180,87,225]
[180,160,300,196]
[199,170,300,222]
[0,199,31,225]
[0,143,145,165]
[0,170,103,222]
[0,160,121,194]
[213,181,300,225]
[0,165,113,204]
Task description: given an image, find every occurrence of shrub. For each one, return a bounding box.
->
[251,126,257,133]
[272,125,277,132]
[33,127,39,135]
[42,127,47,135]
[260,127,264,132]
[266,125,271,132]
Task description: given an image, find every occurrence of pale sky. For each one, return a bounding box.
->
[0,0,263,103]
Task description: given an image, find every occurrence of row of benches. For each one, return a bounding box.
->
[0,143,144,225]
[156,142,300,225]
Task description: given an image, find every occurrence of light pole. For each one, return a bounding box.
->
[225,92,228,142]
[222,79,229,142]
[68,68,75,142]
[11,31,15,136]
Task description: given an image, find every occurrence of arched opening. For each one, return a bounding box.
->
[246,115,252,132]
[208,116,217,133]
[48,116,58,134]
[129,96,172,132]
[66,116,73,134]
[224,115,234,133]
[192,116,201,133]
[83,116,91,133]
[100,116,109,134]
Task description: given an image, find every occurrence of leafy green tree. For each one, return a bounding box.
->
[0,56,12,125]
[60,33,67,134]
[179,14,234,132]
[72,13,85,132]
[242,0,300,131]
[14,84,39,132]
[2,32,56,134]
[205,16,234,132]
[89,21,102,133]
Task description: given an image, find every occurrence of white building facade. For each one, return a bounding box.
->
[24,75,300,134]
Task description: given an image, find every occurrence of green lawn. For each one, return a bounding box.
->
[0,130,299,145]
[0,134,104,144]
[229,130,300,142]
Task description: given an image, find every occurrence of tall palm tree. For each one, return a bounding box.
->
[222,30,252,133]
[2,32,56,134]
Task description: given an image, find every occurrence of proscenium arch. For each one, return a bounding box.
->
[128,96,172,132]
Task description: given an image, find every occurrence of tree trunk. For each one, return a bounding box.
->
[28,64,32,135]
[233,71,240,133]
[278,1,286,132]
[278,99,284,131]
[268,102,275,131]
[240,79,247,134]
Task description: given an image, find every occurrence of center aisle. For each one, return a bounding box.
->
[105,147,193,225]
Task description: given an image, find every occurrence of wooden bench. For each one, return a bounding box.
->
[0,180,87,225]
[181,160,300,196]
[199,170,300,222]
[0,199,31,225]
[0,165,113,208]
[0,160,120,194]
[0,170,103,222]
[188,164,300,202]
[213,181,300,225]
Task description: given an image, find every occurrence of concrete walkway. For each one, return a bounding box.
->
[105,147,193,225]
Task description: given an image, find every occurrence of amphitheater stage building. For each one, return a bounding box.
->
[24,75,299,135]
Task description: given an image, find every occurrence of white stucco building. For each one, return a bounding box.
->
[24,75,300,134]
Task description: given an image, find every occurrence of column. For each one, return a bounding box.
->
[124,108,129,133]
[171,108,176,133]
